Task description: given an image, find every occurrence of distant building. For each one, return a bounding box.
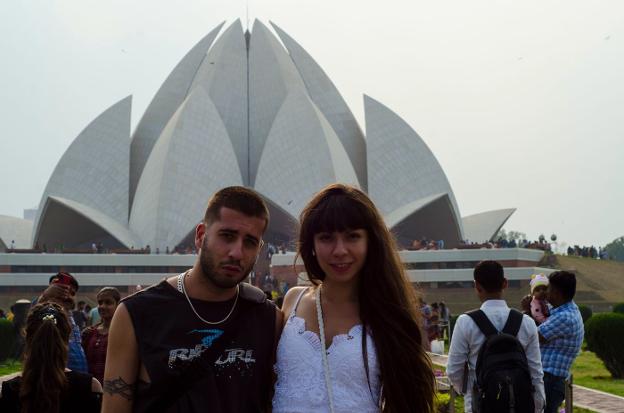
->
[1,19,513,254]
[23,207,37,221]
[0,247,551,313]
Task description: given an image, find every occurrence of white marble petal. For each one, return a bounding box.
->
[271,21,367,189]
[0,215,33,250]
[248,20,307,186]
[190,20,249,183]
[364,94,463,238]
[130,23,224,203]
[33,96,131,243]
[462,208,517,243]
[254,89,359,219]
[130,87,243,250]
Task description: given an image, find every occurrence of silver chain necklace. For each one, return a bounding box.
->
[177,271,239,325]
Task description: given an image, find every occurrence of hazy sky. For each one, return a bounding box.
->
[1,1,622,249]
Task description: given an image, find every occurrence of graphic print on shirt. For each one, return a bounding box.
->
[214,345,257,377]
[168,328,224,368]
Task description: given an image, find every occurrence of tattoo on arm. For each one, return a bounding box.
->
[103,377,135,401]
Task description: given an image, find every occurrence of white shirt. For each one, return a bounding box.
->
[447,300,545,413]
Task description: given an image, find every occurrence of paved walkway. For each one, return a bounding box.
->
[428,352,624,413]
[572,385,624,413]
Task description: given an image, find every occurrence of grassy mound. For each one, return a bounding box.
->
[555,255,624,311]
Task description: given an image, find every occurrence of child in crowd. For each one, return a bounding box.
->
[530,273,550,324]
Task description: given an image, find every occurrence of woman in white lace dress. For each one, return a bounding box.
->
[273,184,435,413]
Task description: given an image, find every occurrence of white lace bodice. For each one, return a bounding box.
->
[272,290,381,413]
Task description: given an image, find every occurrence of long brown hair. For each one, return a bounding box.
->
[298,183,435,413]
[20,303,71,413]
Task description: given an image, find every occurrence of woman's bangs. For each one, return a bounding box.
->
[309,194,368,234]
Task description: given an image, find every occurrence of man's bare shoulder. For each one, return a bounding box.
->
[121,277,175,304]
[110,303,132,331]
[165,275,178,289]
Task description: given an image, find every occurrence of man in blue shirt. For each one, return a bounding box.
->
[538,271,584,413]
[39,272,89,373]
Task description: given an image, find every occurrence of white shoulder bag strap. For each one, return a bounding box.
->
[316,286,336,413]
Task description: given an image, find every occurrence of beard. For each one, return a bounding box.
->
[199,237,254,289]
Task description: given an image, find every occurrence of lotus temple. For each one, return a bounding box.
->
[0,20,550,310]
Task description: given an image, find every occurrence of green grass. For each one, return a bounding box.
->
[572,349,624,397]
[0,359,21,376]
[574,408,597,413]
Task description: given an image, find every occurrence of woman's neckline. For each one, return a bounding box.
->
[289,314,363,350]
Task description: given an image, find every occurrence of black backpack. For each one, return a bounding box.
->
[466,309,535,413]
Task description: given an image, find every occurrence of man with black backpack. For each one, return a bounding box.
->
[447,260,545,412]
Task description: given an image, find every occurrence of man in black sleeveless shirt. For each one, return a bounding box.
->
[103,187,283,413]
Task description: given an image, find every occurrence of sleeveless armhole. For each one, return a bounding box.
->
[290,288,309,318]
[0,378,20,410]
[65,370,102,412]
[67,370,93,394]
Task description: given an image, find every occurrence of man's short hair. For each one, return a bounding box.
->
[473,260,505,293]
[204,186,269,230]
[548,271,576,301]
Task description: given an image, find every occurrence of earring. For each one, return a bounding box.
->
[312,250,316,256]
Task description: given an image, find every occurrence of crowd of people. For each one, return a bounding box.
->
[458,238,554,251]
[0,273,121,411]
[0,185,586,413]
[407,236,557,252]
[492,238,553,250]
[409,238,445,250]
[566,244,609,259]
[5,243,198,255]
[419,300,450,346]
[6,226,611,264]
[5,240,296,257]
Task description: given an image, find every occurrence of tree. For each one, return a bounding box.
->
[496,228,507,241]
[604,236,624,262]
[495,229,527,243]
[507,230,527,242]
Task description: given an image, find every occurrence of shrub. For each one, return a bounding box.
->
[585,313,624,378]
[435,392,451,413]
[578,305,593,323]
[0,319,17,362]
[613,302,624,314]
